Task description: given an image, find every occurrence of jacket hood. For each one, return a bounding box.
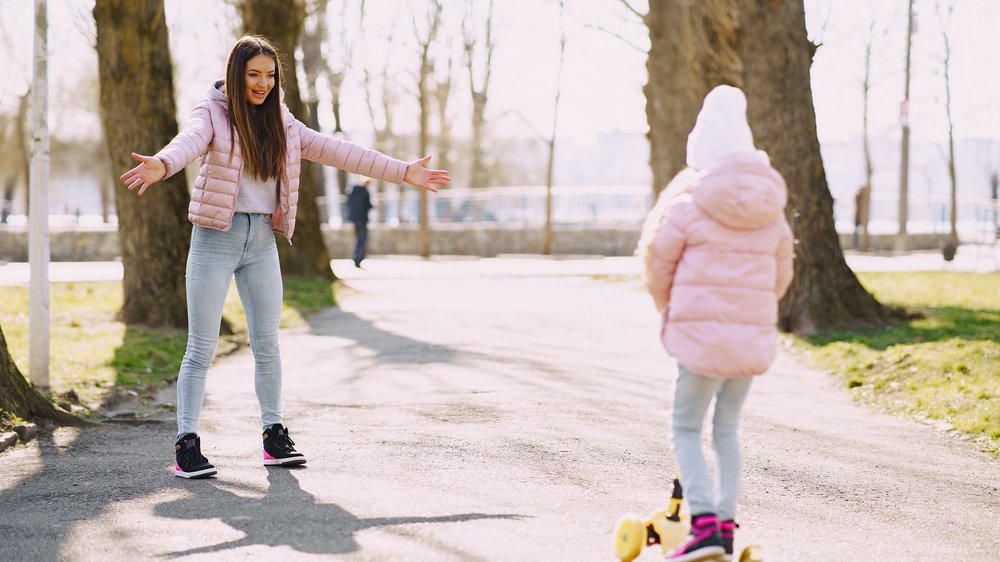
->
[209,80,227,102]
[688,151,787,230]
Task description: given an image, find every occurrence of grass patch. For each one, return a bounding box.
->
[795,271,1000,458]
[0,408,27,433]
[0,277,336,414]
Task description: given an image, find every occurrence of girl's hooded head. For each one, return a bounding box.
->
[686,85,756,171]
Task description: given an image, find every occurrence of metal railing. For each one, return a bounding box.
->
[320,184,652,228]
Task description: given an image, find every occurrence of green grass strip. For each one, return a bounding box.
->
[796,271,1000,458]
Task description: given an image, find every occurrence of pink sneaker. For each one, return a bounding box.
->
[666,513,725,561]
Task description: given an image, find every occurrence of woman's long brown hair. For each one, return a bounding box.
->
[225,35,286,180]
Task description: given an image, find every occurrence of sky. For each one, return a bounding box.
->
[0,0,997,149]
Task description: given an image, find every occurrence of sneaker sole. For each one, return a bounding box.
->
[263,456,307,466]
[668,547,726,562]
[174,467,218,479]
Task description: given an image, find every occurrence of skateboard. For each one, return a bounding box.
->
[612,474,763,561]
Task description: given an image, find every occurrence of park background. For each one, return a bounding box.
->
[0,3,998,559]
[0,0,998,243]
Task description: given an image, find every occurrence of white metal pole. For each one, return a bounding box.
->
[29,0,50,390]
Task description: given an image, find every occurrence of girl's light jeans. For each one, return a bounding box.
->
[176,213,283,438]
[672,364,753,520]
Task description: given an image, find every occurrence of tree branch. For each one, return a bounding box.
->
[583,23,647,53]
[618,0,645,20]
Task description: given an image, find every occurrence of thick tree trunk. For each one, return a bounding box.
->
[241,0,334,280]
[644,0,897,333]
[643,0,741,196]
[0,323,81,425]
[736,0,896,333]
[93,0,191,328]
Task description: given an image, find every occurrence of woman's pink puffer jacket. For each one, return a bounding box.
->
[155,81,409,243]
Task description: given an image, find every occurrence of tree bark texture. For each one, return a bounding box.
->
[643,0,741,196]
[93,0,191,328]
[0,322,80,425]
[644,0,897,333]
[736,0,895,333]
[241,0,334,280]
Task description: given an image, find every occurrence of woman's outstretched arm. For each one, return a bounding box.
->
[297,121,449,191]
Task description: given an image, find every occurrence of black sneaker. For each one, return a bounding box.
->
[174,433,217,479]
[262,423,307,466]
[720,520,739,561]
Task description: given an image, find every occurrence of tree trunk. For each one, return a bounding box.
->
[17,92,31,214]
[735,0,896,332]
[415,1,442,259]
[434,63,453,178]
[860,35,873,252]
[93,0,191,328]
[299,1,329,223]
[241,0,334,280]
[644,0,897,333]
[464,0,494,189]
[643,0,741,196]
[0,322,81,425]
[331,78,349,206]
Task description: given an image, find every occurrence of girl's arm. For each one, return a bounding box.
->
[644,203,687,314]
[120,102,213,195]
[775,219,794,298]
[296,121,448,191]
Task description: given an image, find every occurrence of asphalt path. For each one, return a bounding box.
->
[1,256,998,561]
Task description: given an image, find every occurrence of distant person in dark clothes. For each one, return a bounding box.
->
[347,180,374,267]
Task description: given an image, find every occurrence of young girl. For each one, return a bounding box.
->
[119,36,449,479]
[637,85,793,561]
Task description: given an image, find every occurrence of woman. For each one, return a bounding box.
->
[120,35,449,479]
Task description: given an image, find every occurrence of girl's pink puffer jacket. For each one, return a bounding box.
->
[640,151,794,378]
[155,81,410,243]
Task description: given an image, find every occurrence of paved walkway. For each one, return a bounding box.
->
[1,252,998,561]
[2,242,997,286]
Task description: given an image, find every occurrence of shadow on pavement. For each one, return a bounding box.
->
[0,424,177,560]
[306,308,460,365]
[155,467,524,558]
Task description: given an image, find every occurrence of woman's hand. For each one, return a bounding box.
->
[404,155,450,193]
[119,152,166,196]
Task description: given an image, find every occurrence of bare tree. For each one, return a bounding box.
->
[896,0,916,253]
[858,20,876,252]
[634,0,898,333]
[15,92,30,214]
[300,0,330,221]
[412,0,443,258]
[240,0,335,280]
[938,0,959,261]
[433,56,454,177]
[360,1,400,224]
[93,0,192,328]
[303,0,358,212]
[0,93,30,222]
[462,0,495,188]
[544,0,567,256]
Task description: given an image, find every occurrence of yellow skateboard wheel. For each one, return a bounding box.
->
[612,513,646,562]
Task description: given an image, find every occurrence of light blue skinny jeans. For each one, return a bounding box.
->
[176,213,283,438]
[672,364,754,520]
